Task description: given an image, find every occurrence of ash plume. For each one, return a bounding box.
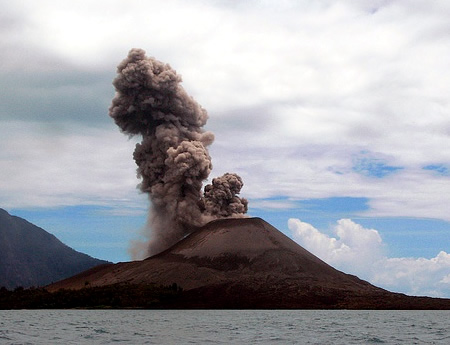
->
[109,48,248,257]
[204,173,248,217]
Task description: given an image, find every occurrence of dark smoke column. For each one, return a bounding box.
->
[109,49,247,257]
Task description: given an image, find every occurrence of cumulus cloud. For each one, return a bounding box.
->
[289,218,384,278]
[372,252,450,298]
[289,218,450,297]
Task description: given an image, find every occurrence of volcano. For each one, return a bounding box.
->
[48,218,450,309]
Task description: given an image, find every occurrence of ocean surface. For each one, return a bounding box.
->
[0,310,449,344]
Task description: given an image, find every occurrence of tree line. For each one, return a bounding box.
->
[0,283,182,309]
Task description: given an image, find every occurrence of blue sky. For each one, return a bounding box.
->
[1,0,450,297]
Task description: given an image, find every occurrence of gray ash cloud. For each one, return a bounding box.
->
[109,48,247,257]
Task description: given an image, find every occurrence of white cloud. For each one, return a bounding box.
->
[372,252,450,298]
[289,218,384,279]
[0,121,144,209]
[289,218,450,297]
[248,199,298,210]
[2,0,450,225]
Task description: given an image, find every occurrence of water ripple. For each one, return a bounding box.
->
[0,310,449,344]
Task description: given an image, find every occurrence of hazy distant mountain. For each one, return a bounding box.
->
[49,217,450,309]
[0,208,109,289]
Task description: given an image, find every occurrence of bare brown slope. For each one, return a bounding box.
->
[48,218,450,309]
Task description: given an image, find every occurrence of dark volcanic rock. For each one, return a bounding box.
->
[48,217,450,309]
[0,208,109,289]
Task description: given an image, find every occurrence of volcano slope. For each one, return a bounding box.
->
[48,218,450,309]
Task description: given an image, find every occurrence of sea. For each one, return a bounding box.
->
[0,310,449,344]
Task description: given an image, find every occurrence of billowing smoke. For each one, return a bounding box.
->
[109,48,247,257]
[203,173,248,217]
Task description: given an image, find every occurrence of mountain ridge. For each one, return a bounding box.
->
[0,208,109,289]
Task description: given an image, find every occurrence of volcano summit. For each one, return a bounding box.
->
[49,218,450,309]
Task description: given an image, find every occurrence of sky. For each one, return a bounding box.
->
[1,0,450,297]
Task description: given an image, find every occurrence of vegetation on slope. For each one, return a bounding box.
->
[0,283,182,309]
